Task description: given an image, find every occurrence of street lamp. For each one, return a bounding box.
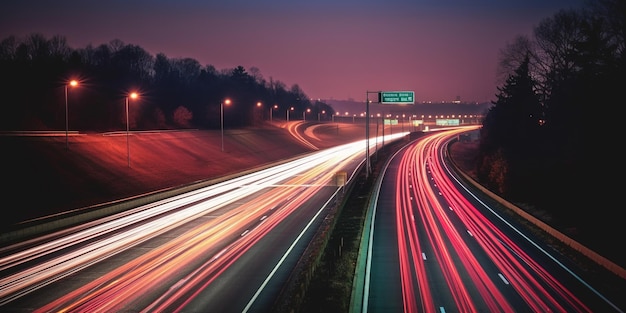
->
[270,104,278,122]
[221,98,231,152]
[286,106,294,122]
[126,92,139,167]
[303,108,310,121]
[64,79,78,150]
[318,110,325,122]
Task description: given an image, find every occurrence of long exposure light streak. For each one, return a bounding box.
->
[366,126,596,312]
[0,132,407,311]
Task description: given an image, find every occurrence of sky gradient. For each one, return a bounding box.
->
[1,0,585,103]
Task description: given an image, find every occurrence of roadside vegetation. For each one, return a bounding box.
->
[474,0,623,268]
[0,35,334,132]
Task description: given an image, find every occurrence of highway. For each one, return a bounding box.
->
[0,131,407,312]
[4,125,623,312]
[358,127,623,313]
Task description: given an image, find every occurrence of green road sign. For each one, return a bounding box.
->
[378,91,415,104]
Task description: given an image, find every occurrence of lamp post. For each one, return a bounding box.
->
[303,108,310,121]
[221,98,231,152]
[287,106,293,122]
[64,80,78,150]
[125,92,139,167]
[318,110,325,122]
[270,104,278,122]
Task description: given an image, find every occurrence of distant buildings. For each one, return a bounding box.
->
[323,99,491,120]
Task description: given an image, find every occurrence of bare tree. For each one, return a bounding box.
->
[248,66,265,85]
[533,9,586,97]
[48,35,72,60]
[108,39,125,53]
[496,35,533,85]
[171,57,201,85]
[23,33,49,61]
[586,0,626,57]
[0,35,18,60]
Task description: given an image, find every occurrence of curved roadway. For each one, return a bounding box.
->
[0,127,407,312]
[357,127,623,313]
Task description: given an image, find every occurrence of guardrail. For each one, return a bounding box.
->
[349,133,626,313]
[446,138,626,280]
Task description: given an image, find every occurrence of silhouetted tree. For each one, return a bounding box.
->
[0,33,329,131]
[479,0,626,265]
[478,55,542,200]
[496,35,535,86]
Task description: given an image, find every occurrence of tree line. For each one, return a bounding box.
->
[0,36,335,131]
[477,0,624,262]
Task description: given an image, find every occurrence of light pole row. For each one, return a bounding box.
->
[65,88,270,166]
[63,79,140,168]
[271,105,328,124]
[222,99,270,151]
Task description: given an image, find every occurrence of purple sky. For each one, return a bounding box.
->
[1,0,584,103]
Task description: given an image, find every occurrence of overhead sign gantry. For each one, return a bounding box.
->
[364,90,415,178]
[378,91,415,104]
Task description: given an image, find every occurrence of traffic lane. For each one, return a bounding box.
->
[438,144,623,312]
[367,128,594,312]
[8,140,366,307]
[424,131,593,312]
[396,136,504,312]
[368,131,493,312]
[0,137,368,308]
[10,182,340,312]
[182,185,340,313]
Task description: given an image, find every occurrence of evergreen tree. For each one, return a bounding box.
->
[478,55,543,200]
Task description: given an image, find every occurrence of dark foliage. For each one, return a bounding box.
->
[479,56,543,200]
[477,0,625,265]
[0,35,336,131]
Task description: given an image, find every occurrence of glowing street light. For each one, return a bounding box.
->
[286,106,294,122]
[256,101,262,123]
[64,79,79,150]
[221,98,231,152]
[126,92,139,167]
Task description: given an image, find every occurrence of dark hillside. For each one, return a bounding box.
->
[0,122,366,227]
